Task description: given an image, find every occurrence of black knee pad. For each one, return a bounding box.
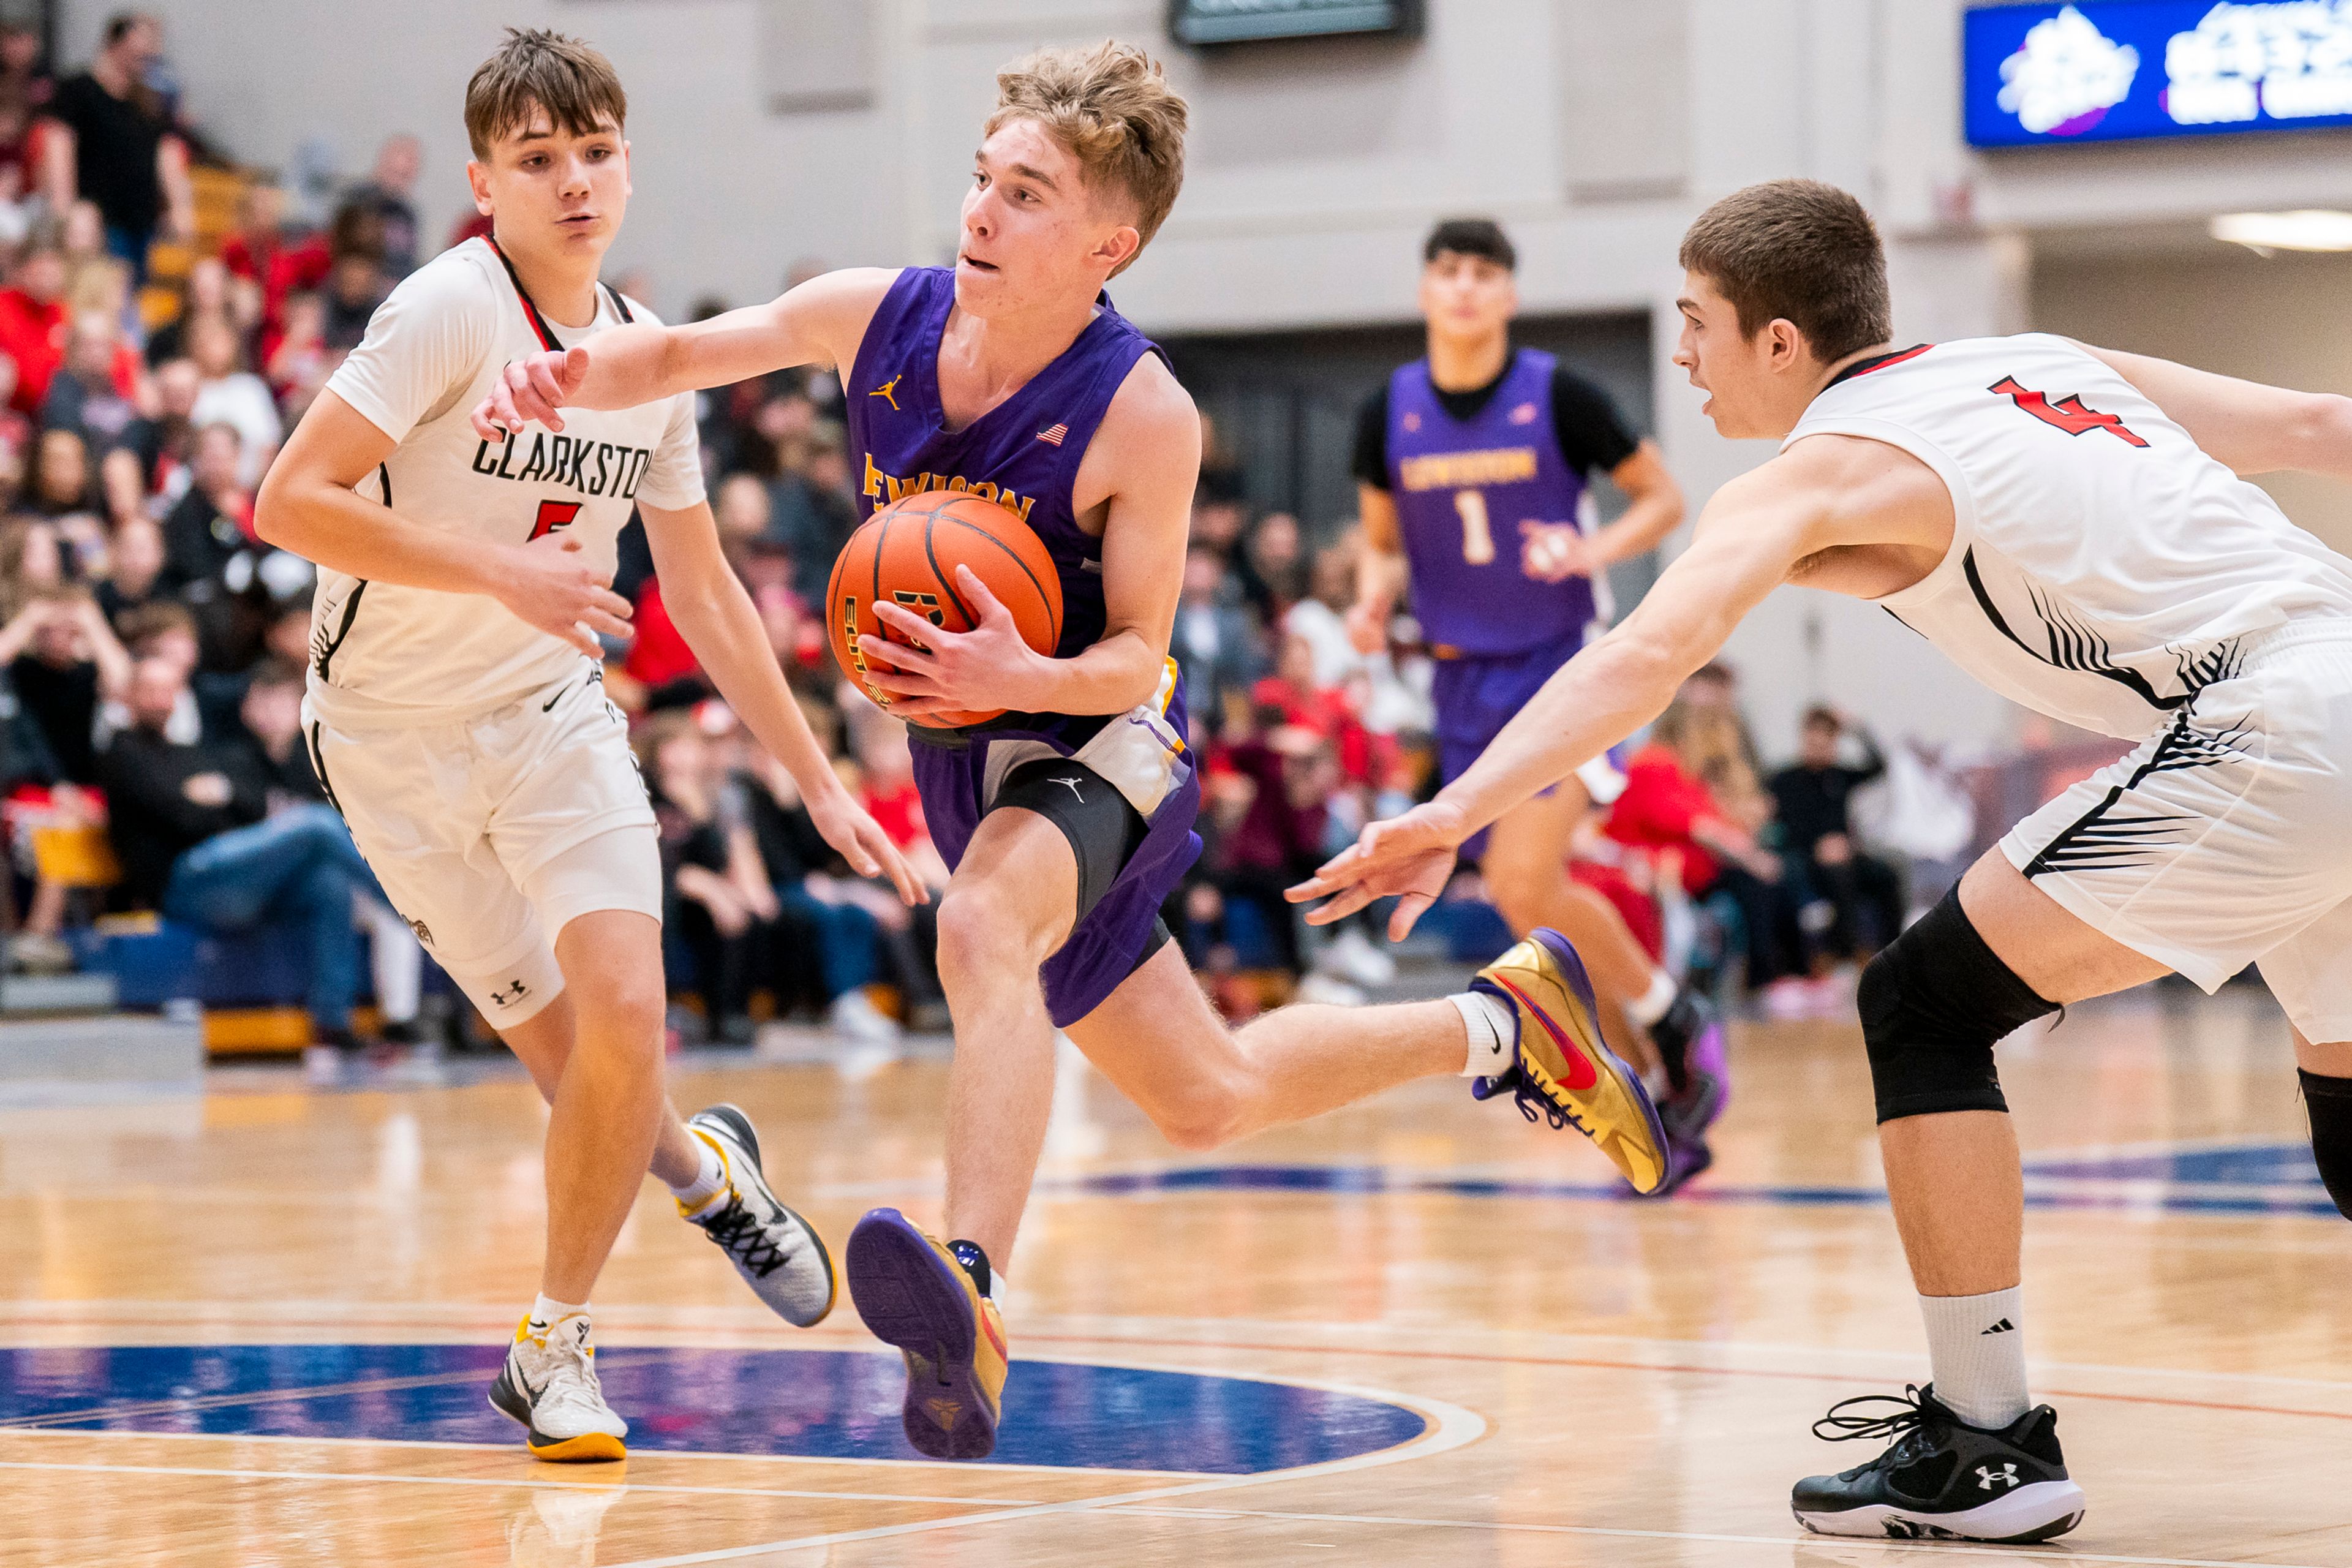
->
[1858,885,2057,1125]
[2302,1069,2352,1221]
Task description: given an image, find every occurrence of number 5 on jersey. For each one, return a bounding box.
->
[530,499,583,541]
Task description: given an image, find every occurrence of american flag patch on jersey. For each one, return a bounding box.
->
[1036,423,1068,446]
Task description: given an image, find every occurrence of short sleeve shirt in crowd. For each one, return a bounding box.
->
[51,72,166,238]
[310,236,703,728]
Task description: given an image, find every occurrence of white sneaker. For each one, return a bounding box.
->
[827,988,903,1044]
[488,1311,627,1461]
[1317,925,1397,987]
[682,1105,838,1327]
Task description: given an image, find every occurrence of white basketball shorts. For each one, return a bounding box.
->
[302,668,661,1028]
[2000,621,2352,1041]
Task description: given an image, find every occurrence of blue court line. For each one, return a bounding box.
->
[1035,1150,2340,1219]
[0,1344,1428,1474]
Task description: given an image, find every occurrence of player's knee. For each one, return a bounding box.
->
[2302,1069,2352,1221]
[565,966,663,1048]
[1148,1061,1253,1152]
[935,881,1052,987]
[1859,886,2056,1125]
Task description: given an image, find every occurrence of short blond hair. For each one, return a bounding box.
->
[987,40,1187,275]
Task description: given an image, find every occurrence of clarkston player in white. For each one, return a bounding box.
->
[1294,177,2352,1544]
[256,28,923,1462]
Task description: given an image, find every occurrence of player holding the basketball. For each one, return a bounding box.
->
[1352,217,1727,1190]
[256,31,922,1462]
[476,41,1670,1460]
[1300,178,2352,1542]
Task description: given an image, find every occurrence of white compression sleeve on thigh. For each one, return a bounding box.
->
[1919,1286,2029,1430]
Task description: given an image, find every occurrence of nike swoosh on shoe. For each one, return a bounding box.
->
[1493,977,1599,1091]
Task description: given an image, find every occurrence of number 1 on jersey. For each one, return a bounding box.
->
[1455,489,1494,565]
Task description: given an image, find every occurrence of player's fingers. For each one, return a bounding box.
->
[583,607,633,640]
[564,622,604,658]
[865,668,939,697]
[526,359,569,430]
[470,398,503,442]
[592,587,632,619]
[487,378,524,435]
[560,345,592,392]
[954,564,1008,624]
[1389,891,1437,942]
[872,600,948,641]
[1302,883,1382,927]
[858,633,933,671]
[875,834,928,905]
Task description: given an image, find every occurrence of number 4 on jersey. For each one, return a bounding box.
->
[530,499,584,541]
[1989,376,2149,448]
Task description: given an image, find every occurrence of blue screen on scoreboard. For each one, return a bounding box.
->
[1964,2,2352,148]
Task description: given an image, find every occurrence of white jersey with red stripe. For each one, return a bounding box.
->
[1785,333,2352,740]
[307,236,703,729]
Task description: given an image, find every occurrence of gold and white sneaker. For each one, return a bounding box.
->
[488,1310,627,1462]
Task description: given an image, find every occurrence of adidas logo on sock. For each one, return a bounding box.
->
[1980,1317,2016,1335]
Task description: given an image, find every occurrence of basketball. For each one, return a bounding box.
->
[825,489,1065,728]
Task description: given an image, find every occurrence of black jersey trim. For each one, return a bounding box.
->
[306,720,344,817]
[1822,344,1933,393]
[603,283,633,323]
[2021,708,2255,878]
[485,238,560,352]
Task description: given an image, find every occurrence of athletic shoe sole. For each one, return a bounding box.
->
[486,1362,626,1463]
[1528,928,1671,1169]
[1795,1478,2087,1544]
[845,1208,1001,1460]
[690,1102,839,1327]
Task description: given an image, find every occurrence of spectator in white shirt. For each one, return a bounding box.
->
[186,314,279,488]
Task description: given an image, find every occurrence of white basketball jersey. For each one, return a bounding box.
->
[1786,334,2352,739]
[308,236,703,728]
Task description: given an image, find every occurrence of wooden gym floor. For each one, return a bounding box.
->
[0,984,2345,1566]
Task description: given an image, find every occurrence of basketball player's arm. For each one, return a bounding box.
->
[862,362,1201,719]
[1292,465,1818,935]
[1349,484,1408,653]
[256,394,633,659]
[2081,344,2352,483]
[470,270,900,435]
[638,499,927,906]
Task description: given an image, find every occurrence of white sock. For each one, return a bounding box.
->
[1919,1286,2029,1430]
[530,1294,589,1333]
[1448,990,1516,1077]
[668,1134,727,1214]
[1624,970,1677,1029]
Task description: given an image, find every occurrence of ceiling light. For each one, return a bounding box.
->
[2211,209,2352,252]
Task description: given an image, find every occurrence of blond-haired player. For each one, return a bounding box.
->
[475,40,1670,1460]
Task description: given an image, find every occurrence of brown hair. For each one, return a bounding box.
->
[1678,179,1890,363]
[464,28,627,160]
[986,40,1187,275]
[116,599,197,651]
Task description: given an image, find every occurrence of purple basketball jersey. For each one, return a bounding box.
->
[843,267,1200,1028]
[1387,348,1600,655]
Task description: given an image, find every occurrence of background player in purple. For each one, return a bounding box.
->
[1351,218,1725,1186]
[473,42,1670,1462]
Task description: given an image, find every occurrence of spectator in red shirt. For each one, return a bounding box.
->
[0,239,67,415]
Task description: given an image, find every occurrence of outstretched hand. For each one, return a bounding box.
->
[1286,799,1472,941]
[856,564,1045,720]
[471,345,592,440]
[804,785,930,907]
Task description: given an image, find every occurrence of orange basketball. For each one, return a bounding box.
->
[826,489,1065,729]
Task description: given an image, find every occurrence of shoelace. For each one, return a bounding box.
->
[535,1331,606,1411]
[1812,1384,1945,1451]
[1471,1066,1590,1134]
[701,1194,791,1278]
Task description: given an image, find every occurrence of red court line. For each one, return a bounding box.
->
[10,1319,2348,1425]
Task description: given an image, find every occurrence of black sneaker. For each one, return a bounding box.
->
[1792,1384,2086,1543]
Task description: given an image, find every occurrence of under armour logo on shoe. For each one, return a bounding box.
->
[1050,775,1085,802]
[1980,1318,2015,1334]
[1977,1462,2019,1491]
